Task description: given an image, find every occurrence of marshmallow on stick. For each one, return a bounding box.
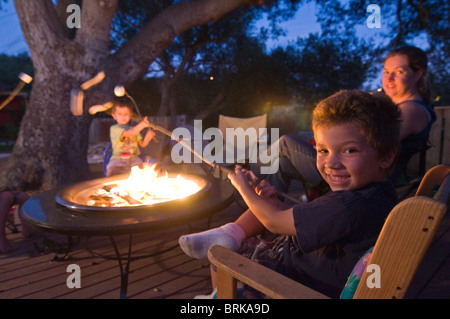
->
[89,102,113,114]
[0,73,33,111]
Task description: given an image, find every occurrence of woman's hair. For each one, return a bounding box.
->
[312,89,401,162]
[385,45,431,104]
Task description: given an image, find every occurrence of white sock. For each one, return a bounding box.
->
[178,223,246,259]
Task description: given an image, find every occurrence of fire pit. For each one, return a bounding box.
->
[20,168,235,299]
[56,164,210,212]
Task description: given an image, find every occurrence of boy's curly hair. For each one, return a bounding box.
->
[312,89,401,163]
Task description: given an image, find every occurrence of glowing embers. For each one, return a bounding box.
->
[88,164,203,207]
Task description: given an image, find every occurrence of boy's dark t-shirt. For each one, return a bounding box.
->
[269,180,397,298]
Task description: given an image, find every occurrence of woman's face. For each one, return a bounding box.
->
[382,54,422,104]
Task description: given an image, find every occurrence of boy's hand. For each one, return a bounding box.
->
[142,116,150,126]
[254,179,277,200]
[228,165,276,199]
[144,129,155,141]
[228,165,251,193]
[238,167,276,199]
[241,168,259,188]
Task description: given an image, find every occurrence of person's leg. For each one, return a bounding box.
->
[12,192,34,237]
[107,165,125,177]
[0,192,15,253]
[195,211,265,297]
[178,209,264,259]
[13,192,29,206]
[258,135,321,193]
[234,209,265,238]
[251,134,322,193]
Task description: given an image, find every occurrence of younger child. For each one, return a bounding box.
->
[107,98,155,176]
[179,89,401,298]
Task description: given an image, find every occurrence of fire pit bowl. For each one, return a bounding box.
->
[55,172,211,213]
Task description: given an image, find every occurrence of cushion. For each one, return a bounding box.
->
[340,247,373,299]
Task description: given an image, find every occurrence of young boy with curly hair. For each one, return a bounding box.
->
[179,89,401,298]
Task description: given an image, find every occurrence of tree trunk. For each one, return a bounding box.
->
[3,76,92,190]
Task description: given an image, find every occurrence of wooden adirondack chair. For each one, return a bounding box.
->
[208,164,450,299]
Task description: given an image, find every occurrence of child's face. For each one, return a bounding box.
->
[112,106,132,125]
[315,124,392,192]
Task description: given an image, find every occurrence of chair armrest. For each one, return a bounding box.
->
[208,245,330,299]
[416,164,450,197]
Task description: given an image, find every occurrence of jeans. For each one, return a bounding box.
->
[251,134,322,193]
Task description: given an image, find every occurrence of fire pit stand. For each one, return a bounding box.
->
[20,176,235,299]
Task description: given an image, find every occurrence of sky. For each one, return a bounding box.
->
[0,1,28,55]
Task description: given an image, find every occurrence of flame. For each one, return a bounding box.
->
[114,163,201,205]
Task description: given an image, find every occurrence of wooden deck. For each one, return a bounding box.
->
[0,199,246,299]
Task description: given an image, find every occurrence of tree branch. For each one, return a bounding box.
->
[112,0,261,85]
[392,0,403,47]
[55,0,82,39]
[75,0,118,52]
[193,91,226,121]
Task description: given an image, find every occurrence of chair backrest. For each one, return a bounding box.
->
[218,114,267,164]
[353,165,449,299]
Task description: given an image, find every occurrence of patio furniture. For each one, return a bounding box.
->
[208,164,450,299]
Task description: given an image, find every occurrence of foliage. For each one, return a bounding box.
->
[0,53,34,93]
[106,0,375,132]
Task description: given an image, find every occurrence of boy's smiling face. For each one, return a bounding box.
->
[315,123,393,192]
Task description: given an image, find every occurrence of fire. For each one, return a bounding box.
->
[88,163,202,207]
